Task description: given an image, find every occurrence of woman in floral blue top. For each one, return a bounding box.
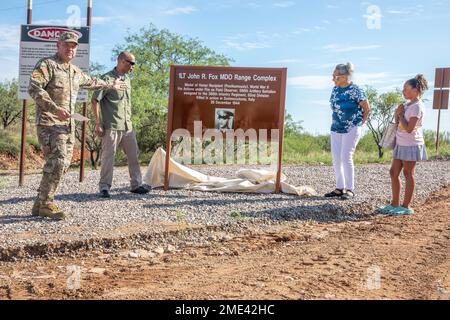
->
[325,63,371,200]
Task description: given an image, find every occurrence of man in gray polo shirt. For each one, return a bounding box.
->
[92,51,149,198]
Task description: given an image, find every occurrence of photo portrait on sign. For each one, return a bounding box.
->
[215,108,235,131]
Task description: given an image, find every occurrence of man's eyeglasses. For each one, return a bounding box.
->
[125,59,136,66]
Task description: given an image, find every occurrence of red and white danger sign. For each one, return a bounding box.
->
[18,24,90,101]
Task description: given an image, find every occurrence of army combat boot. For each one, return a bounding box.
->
[31,199,40,216]
[38,202,67,220]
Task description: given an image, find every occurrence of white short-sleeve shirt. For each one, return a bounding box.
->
[396,100,425,146]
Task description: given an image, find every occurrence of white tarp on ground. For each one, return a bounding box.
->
[143,148,317,197]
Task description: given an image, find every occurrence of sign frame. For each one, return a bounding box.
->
[433,67,450,153]
[433,68,450,110]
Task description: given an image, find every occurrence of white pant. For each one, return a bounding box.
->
[331,126,362,191]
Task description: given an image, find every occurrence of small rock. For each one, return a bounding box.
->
[135,250,155,259]
[221,235,232,242]
[311,231,329,240]
[165,245,176,253]
[25,281,39,295]
[148,259,160,266]
[128,252,139,259]
[89,268,106,274]
[437,287,448,295]
[153,247,165,255]
[301,260,314,266]
[286,276,295,281]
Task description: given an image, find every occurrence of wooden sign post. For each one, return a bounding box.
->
[18,0,33,187]
[79,0,93,182]
[164,66,288,193]
[433,68,450,153]
[18,0,92,186]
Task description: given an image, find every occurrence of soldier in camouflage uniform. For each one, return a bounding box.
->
[28,31,127,220]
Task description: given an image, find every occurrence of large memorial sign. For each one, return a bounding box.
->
[170,66,286,133]
[18,25,90,101]
[165,65,288,191]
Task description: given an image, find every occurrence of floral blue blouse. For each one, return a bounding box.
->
[330,83,367,134]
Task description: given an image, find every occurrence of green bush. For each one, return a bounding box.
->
[0,128,43,157]
[26,135,41,152]
[284,132,331,156]
[282,129,450,165]
[0,131,20,156]
[357,132,379,153]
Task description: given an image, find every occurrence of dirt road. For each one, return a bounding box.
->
[0,186,449,300]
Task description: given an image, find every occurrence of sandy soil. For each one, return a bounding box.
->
[0,186,449,300]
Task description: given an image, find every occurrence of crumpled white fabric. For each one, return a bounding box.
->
[143,147,317,197]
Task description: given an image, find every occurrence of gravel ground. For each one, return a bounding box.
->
[0,161,449,256]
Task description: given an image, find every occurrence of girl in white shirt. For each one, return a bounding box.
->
[380,74,429,215]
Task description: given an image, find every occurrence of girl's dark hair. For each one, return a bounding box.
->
[406,74,429,95]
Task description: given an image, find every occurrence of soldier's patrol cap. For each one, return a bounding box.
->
[59,31,79,44]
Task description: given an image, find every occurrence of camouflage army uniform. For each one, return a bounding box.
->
[28,34,114,217]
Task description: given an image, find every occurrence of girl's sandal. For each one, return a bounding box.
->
[390,207,414,215]
[377,204,395,214]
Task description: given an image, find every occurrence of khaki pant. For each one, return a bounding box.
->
[37,125,74,203]
[99,129,142,191]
